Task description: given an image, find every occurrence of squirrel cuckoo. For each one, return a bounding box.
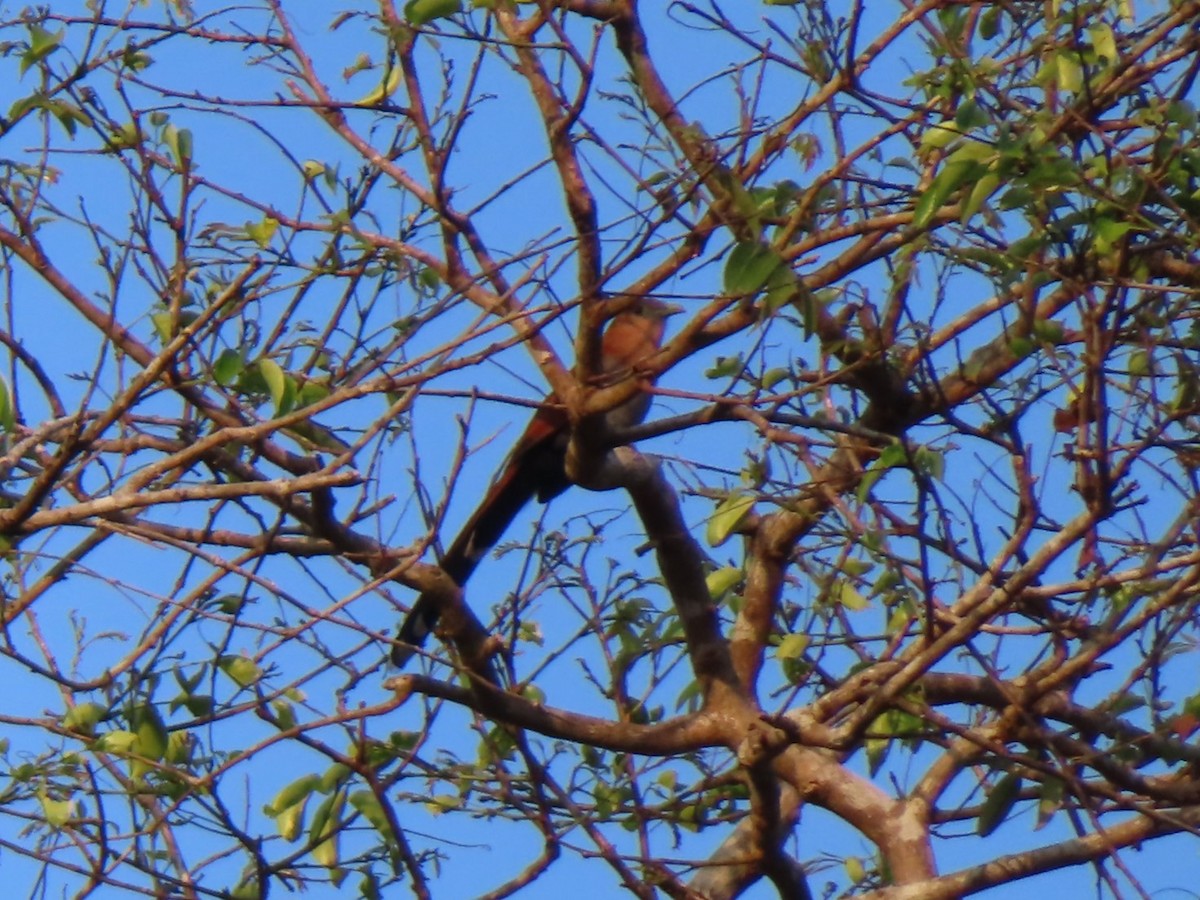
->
[391,297,679,665]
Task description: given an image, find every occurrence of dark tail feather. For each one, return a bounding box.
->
[390,438,566,666]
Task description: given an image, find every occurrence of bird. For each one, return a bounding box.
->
[391,297,680,666]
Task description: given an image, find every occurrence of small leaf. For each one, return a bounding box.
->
[319,763,352,794]
[1030,318,1064,344]
[918,122,961,152]
[309,789,347,871]
[706,566,742,599]
[706,491,755,547]
[834,579,869,611]
[776,633,810,661]
[705,354,744,380]
[1128,349,1152,376]
[1088,23,1117,68]
[913,445,945,481]
[271,699,296,732]
[163,124,193,169]
[151,312,174,343]
[723,242,786,296]
[354,65,403,106]
[275,797,308,842]
[1007,335,1035,359]
[979,6,1002,39]
[131,703,168,761]
[912,148,990,230]
[960,172,1000,223]
[62,702,107,736]
[954,100,988,133]
[20,25,63,76]
[244,216,278,249]
[94,730,139,754]
[857,441,907,502]
[213,349,244,386]
[218,655,262,688]
[257,358,287,414]
[761,264,799,317]
[845,856,866,885]
[404,0,462,26]
[39,791,73,828]
[978,773,1022,836]
[349,791,396,847]
[0,377,15,432]
[267,774,322,816]
[1035,777,1063,830]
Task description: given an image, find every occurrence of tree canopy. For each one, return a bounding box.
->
[2,1,1200,897]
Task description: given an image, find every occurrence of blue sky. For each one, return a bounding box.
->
[0,1,1196,897]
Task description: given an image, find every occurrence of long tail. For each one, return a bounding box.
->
[391,423,568,665]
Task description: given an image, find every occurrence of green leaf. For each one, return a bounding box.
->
[918,122,961,152]
[960,172,1000,224]
[163,124,193,169]
[107,122,141,152]
[706,491,755,547]
[857,441,907,502]
[404,0,462,25]
[131,703,168,762]
[151,312,174,343]
[257,358,288,415]
[705,354,744,379]
[319,762,352,794]
[1035,777,1063,830]
[912,165,966,230]
[776,633,810,661]
[213,349,244,386]
[723,242,786,296]
[268,775,320,841]
[1128,349,1152,376]
[0,377,15,432]
[226,879,261,900]
[977,773,1022,836]
[164,731,192,765]
[39,791,73,828]
[706,566,742,599]
[1088,23,1117,68]
[296,380,330,409]
[309,789,347,871]
[94,730,139,754]
[845,856,866,885]
[761,264,799,318]
[913,445,945,481]
[354,65,403,106]
[1030,318,1064,344]
[834,579,869,611]
[244,216,278,249]
[218,655,262,688]
[19,25,63,76]
[1092,216,1136,256]
[954,100,988,133]
[62,702,107,736]
[979,6,1002,39]
[349,791,396,847]
[268,774,321,816]
[913,144,993,230]
[271,699,296,732]
[426,793,462,814]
